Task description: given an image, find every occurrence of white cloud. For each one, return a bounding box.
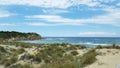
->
[97,0,115,3]
[26,22,82,26]
[78,32,116,36]
[42,9,69,14]
[26,22,51,26]
[26,15,83,23]
[0,0,102,8]
[0,23,16,26]
[0,0,71,8]
[26,15,62,20]
[0,10,12,17]
[117,3,120,6]
[75,0,100,7]
[0,0,118,10]
[88,9,120,25]
[26,8,120,26]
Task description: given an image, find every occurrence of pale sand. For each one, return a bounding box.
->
[0,65,4,68]
[77,49,88,56]
[84,49,120,68]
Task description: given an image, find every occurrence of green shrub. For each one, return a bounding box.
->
[96,45,102,49]
[80,49,97,67]
[34,53,42,62]
[0,57,7,64]
[0,46,6,52]
[21,64,33,68]
[96,44,120,49]
[71,50,79,56]
[4,55,18,67]
[17,48,25,54]
[44,57,51,63]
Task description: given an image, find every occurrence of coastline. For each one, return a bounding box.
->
[19,37,120,47]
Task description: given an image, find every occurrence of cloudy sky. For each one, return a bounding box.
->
[0,0,120,37]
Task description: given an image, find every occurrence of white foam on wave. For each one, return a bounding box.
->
[94,39,100,40]
[79,42,109,46]
[46,38,53,40]
[58,38,65,40]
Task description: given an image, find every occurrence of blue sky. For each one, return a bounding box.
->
[0,0,120,37]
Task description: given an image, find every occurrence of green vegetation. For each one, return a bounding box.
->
[16,48,25,54]
[0,41,98,68]
[0,41,38,48]
[4,41,120,68]
[41,48,97,68]
[0,31,41,41]
[71,50,79,56]
[0,46,6,52]
[19,64,33,68]
[96,44,120,49]
[4,55,18,67]
[80,49,97,67]
[8,63,33,68]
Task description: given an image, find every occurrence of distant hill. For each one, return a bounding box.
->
[0,31,42,41]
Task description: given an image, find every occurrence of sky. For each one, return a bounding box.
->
[0,0,120,37]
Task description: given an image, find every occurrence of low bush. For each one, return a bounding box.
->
[34,53,42,63]
[16,48,25,54]
[4,55,18,67]
[71,50,79,56]
[0,46,6,52]
[96,44,120,49]
[80,49,97,67]
[9,63,33,68]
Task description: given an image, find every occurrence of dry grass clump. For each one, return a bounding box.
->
[4,55,18,67]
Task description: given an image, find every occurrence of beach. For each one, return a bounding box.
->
[0,0,120,67]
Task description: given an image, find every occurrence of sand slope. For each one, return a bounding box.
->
[85,49,120,68]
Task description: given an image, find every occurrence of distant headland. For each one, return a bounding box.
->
[0,31,42,41]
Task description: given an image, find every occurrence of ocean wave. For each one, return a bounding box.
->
[46,38,65,41]
[46,38,53,40]
[58,38,65,40]
[78,42,109,46]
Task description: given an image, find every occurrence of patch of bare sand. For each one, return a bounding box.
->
[84,49,120,68]
[0,65,4,68]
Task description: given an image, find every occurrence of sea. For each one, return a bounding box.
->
[21,37,120,47]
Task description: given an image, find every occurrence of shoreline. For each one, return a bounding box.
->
[16,37,120,47]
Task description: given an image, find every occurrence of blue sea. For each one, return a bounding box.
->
[21,37,120,47]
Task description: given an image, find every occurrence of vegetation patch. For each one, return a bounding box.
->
[80,49,97,67]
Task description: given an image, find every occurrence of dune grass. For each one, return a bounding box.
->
[0,41,98,68]
[41,48,97,68]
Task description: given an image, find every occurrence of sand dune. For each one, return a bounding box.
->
[85,49,120,68]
